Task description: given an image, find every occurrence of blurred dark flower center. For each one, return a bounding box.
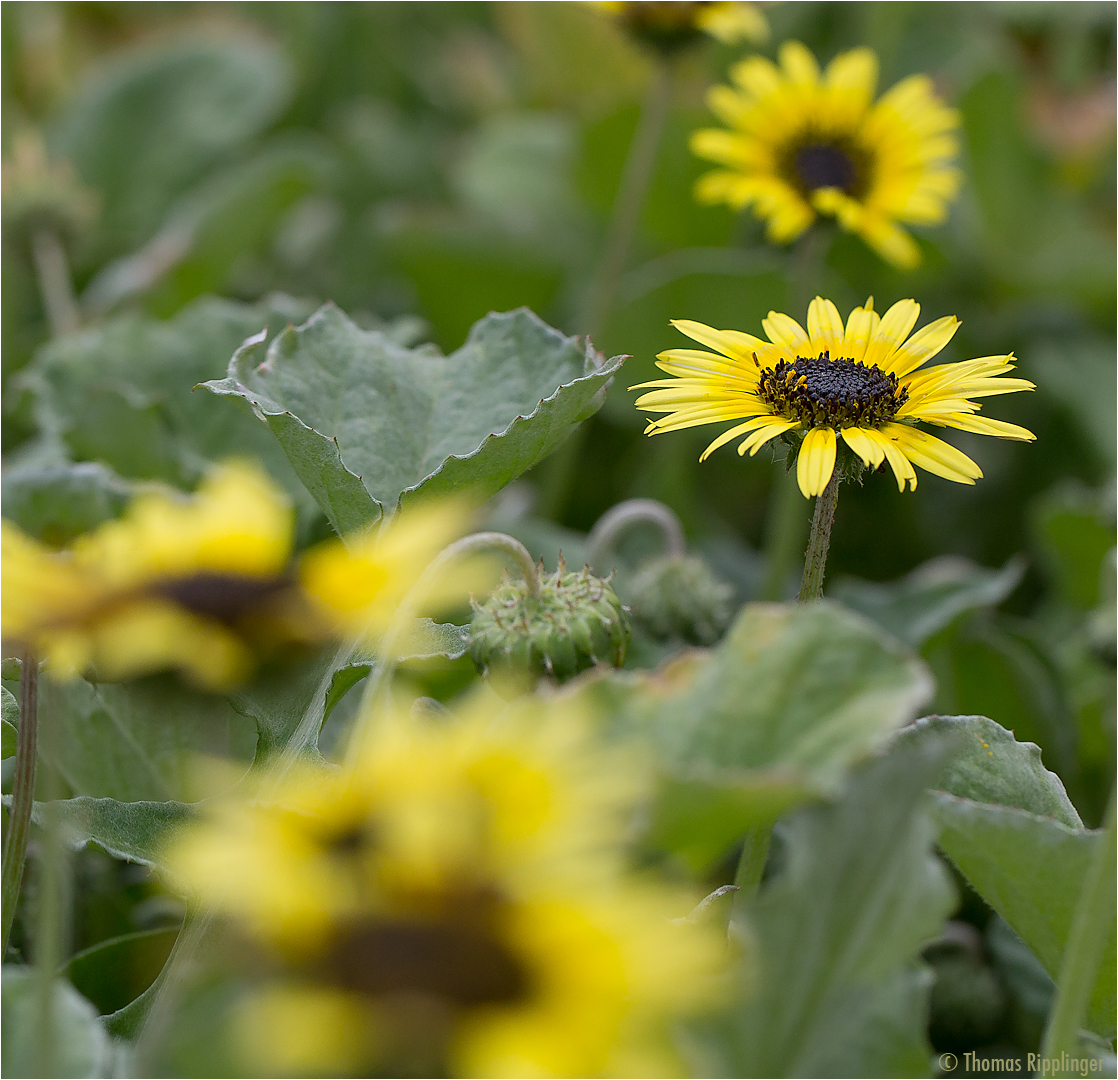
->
[758,353,908,428]
[153,573,293,624]
[793,143,859,193]
[324,915,530,1007]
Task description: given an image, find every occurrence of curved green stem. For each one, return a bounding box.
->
[586,498,685,571]
[797,472,839,603]
[1039,788,1116,1074]
[344,532,539,767]
[2,650,38,956]
[31,228,79,338]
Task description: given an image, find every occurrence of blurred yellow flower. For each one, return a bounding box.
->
[1,462,305,690]
[633,296,1035,498]
[165,695,719,1077]
[299,500,473,641]
[691,41,961,268]
[590,1,768,51]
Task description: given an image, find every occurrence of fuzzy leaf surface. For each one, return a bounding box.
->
[932,793,1115,1036]
[692,736,957,1077]
[201,304,623,532]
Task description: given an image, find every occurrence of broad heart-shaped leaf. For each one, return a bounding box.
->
[830,555,1025,648]
[2,968,109,1079]
[65,927,180,1017]
[25,674,256,803]
[201,304,624,534]
[931,794,1115,1036]
[688,735,958,1078]
[583,601,934,868]
[896,714,1082,827]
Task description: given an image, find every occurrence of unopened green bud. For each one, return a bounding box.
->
[469,557,630,687]
[627,554,733,646]
[2,132,98,244]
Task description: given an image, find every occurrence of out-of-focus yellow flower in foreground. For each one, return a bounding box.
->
[692,41,960,268]
[633,296,1035,498]
[164,696,720,1077]
[1,462,303,690]
[1,464,471,690]
[299,500,472,642]
[589,1,768,52]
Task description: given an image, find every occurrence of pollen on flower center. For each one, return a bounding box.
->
[757,352,908,428]
[793,143,858,193]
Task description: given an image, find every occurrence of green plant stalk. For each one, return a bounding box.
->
[31,228,79,338]
[2,649,39,956]
[798,472,840,603]
[733,823,772,898]
[1039,787,1116,1074]
[586,497,686,572]
[582,57,673,340]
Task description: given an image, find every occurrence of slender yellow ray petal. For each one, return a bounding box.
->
[762,311,810,353]
[700,419,770,461]
[935,413,1036,441]
[669,320,756,360]
[863,299,920,369]
[842,298,876,361]
[807,297,847,357]
[883,423,981,483]
[863,428,917,491]
[840,426,885,468]
[644,403,771,433]
[796,426,836,497]
[779,41,821,86]
[884,316,960,377]
[739,418,799,456]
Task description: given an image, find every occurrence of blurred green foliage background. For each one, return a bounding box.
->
[2,0,1114,830]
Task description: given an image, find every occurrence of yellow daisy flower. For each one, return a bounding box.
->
[691,41,961,268]
[164,695,719,1078]
[632,296,1036,498]
[1,462,305,690]
[589,1,768,52]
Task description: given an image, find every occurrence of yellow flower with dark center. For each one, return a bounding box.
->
[2,465,471,690]
[590,1,768,52]
[164,696,720,1078]
[691,41,961,268]
[632,296,1036,498]
[1,463,304,690]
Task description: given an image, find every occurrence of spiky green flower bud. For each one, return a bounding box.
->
[626,554,734,646]
[469,557,630,687]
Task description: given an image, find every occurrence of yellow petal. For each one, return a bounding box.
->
[669,320,755,361]
[840,426,885,468]
[862,428,917,491]
[935,413,1036,441]
[863,299,920,370]
[884,316,960,377]
[806,297,847,358]
[883,423,982,484]
[739,418,799,456]
[842,298,876,361]
[779,41,820,86]
[762,311,810,353]
[796,426,836,497]
[700,416,781,461]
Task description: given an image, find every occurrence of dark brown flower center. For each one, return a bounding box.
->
[794,144,857,193]
[757,352,907,428]
[152,572,292,624]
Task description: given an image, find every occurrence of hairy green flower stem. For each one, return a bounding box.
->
[798,472,840,603]
[1039,788,1116,1074]
[1,650,39,956]
[586,498,686,572]
[344,532,540,768]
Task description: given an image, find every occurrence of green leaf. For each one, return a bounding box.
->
[0,459,133,546]
[831,556,1025,648]
[18,293,318,504]
[2,686,18,759]
[897,714,1082,827]
[54,39,293,264]
[932,794,1115,1036]
[692,736,958,1077]
[1,968,109,1078]
[1031,482,1115,610]
[11,796,195,865]
[586,601,934,868]
[64,927,180,1016]
[36,675,255,803]
[201,304,624,533]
